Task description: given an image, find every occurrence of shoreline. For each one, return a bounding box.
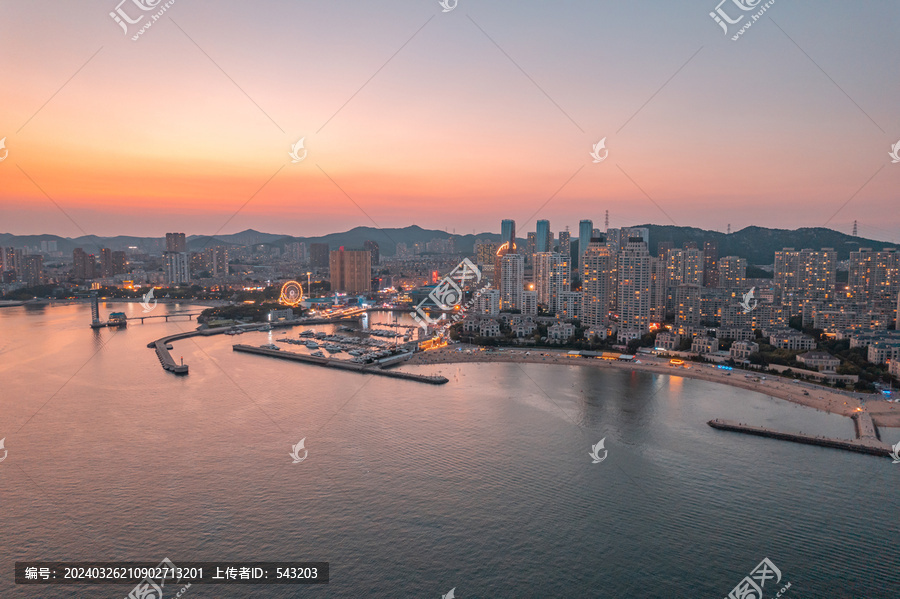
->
[406,347,900,429]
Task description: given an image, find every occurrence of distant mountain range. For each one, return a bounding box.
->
[1,225,896,265]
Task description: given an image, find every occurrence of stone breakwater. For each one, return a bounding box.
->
[708,419,893,458]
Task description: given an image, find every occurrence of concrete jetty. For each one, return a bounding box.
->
[708,419,893,458]
[852,411,879,440]
[232,344,448,385]
[149,331,199,374]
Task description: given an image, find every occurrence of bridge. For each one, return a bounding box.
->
[87,292,204,327]
[127,311,204,324]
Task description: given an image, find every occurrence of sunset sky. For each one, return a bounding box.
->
[1,0,898,240]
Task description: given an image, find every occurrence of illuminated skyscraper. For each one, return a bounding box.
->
[329,247,372,295]
[581,237,616,333]
[558,228,571,262]
[704,240,719,288]
[534,252,570,315]
[775,248,837,298]
[718,256,747,289]
[617,238,652,341]
[578,219,593,272]
[500,253,524,311]
[849,248,898,307]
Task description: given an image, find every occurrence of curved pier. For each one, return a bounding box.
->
[232,344,448,385]
[148,331,200,374]
[707,419,892,457]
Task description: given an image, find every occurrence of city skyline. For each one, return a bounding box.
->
[3,2,899,597]
[1,1,898,238]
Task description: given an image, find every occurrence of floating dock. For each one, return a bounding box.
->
[232,344,448,385]
[707,418,893,458]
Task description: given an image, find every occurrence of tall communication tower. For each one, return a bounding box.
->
[852,220,858,236]
[727,224,731,235]
[605,210,609,230]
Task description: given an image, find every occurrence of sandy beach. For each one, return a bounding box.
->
[406,347,900,429]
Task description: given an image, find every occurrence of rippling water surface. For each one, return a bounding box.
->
[1,303,897,598]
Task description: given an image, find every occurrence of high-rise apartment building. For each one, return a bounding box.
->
[666,247,704,288]
[474,240,498,267]
[775,248,837,298]
[164,232,190,285]
[675,284,703,328]
[329,248,372,295]
[578,220,593,270]
[500,253,524,311]
[22,255,44,286]
[309,243,330,268]
[363,240,380,266]
[284,241,307,263]
[683,247,704,286]
[650,256,668,321]
[73,248,97,280]
[2,247,17,272]
[165,251,190,285]
[558,291,581,319]
[475,289,501,316]
[718,256,747,289]
[112,251,127,276]
[704,240,719,288]
[99,248,113,278]
[165,232,186,253]
[521,290,538,315]
[625,228,650,246]
[581,238,616,332]
[558,228,571,262]
[657,241,674,261]
[534,252,570,315]
[526,233,536,264]
[617,238,652,341]
[848,248,898,307]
